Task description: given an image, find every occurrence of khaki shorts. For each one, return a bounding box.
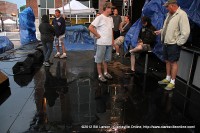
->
[114,36,124,46]
[130,44,151,55]
[142,44,151,51]
[54,34,65,45]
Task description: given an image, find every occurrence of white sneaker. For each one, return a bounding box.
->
[104,73,113,79]
[54,53,60,58]
[98,75,107,82]
[43,62,50,67]
[60,53,67,59]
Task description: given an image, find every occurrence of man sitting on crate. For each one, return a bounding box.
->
[124,16,156,74]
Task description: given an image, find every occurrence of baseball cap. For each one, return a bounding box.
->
[163,0,177,7]
[103,2,114,11]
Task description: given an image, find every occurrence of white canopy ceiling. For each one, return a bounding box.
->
[49,0,96,15]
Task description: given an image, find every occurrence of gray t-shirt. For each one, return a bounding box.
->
[112,15,122,31]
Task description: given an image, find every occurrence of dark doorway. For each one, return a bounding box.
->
[112,0,123,16]
[131,0,146,23]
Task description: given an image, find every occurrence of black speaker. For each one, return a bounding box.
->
[12,56,34,75]
[28,50,43,64]
[14,74,34,87]
[12,49,43,75]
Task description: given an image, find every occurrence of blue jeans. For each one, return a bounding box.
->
[95,45,112,63]
[42,42,53,62]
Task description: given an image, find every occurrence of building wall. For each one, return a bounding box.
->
[25,0,108,18]
[98,0,107,13]
[0,1,17,16]
[55,0,63,8]
[26,0,38,17]
[26,0,68,18]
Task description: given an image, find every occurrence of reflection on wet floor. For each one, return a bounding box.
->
[0,51,199,133]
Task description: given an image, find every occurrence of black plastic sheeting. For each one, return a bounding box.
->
[0,36,14,54]
[124,0,200,61]
[19,7,37,45]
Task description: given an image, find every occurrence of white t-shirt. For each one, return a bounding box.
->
[91,14,114,45]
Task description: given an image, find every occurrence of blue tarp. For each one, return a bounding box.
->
[124,0,200,61]
[64,25,94,51]
[0,36,14,54]
[19,7,37,45]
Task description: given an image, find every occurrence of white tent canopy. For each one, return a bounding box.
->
[0,19,16,24]
[49,0,96,15]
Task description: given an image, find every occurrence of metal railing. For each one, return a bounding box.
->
[0,31,41,41]
[0,32,20,41]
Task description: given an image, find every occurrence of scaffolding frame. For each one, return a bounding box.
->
[122,0,132,17]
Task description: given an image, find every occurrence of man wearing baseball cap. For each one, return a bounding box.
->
[88,2,114,82]
[155,0,190,90]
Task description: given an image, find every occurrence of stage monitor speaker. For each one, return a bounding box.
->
[28,50,43,64]
[14,74,34,87]
[12,56,34,75]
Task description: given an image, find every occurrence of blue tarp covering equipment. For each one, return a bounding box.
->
[19,7,37,45]
[0,36,14,54]
[124,0,200,61]
[64,25,94,51]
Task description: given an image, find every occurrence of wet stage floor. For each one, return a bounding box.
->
[0,50,200,133]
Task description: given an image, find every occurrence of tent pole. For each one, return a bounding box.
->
[62,0,65,19]
[89,0,91,23]
[37,0,41,24]
[76,15,78,24]
[69,0,72,25]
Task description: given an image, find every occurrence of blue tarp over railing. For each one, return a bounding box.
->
[124,0,200,61]
[19,7,37,45]
[0,36,14,54]
[64,25,94,51]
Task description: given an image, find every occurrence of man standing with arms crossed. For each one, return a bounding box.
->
[155,0,190,90]
[52,9,67,59]
[88,2,114,82]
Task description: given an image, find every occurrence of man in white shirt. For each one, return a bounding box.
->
[88,2,114,82]
[155,0,190,90]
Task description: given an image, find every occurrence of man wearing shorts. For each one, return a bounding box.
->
[113,15,132,57]
[88,2,114,82]
[155,0,190,90]
[52,9,67,59]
